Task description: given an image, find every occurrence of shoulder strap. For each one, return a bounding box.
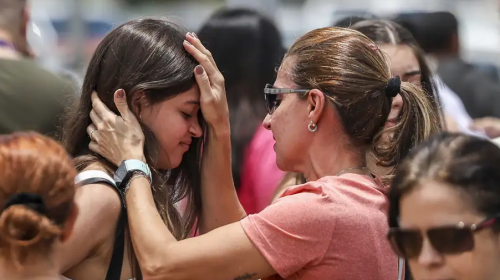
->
[75,170,116,187]
[398,257,404,280]
[75,170,126,280]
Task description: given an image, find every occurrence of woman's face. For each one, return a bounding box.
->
[379,44,421,127]
[140,85,203,170]
[262,59,314,172]
[400,180,500,280]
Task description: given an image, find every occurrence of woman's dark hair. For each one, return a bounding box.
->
[394,12,459,54]
[389,132,500,228]
[284,27,442,179]
[197,8,285,189]
[61,18,204,278]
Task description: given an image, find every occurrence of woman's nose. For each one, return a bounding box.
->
[392,94,403,109]
[417,238,444,268]
[263,114,272,130]
[190,119,203,138]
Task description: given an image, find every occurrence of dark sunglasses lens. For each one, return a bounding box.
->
[428,227,474,254]
[389,230,423,259]
[265,93,277,114]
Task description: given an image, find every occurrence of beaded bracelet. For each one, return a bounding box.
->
[124,172,151,195]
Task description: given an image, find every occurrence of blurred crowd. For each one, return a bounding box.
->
[1,0,500,280]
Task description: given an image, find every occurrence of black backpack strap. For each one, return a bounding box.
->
[75,170,126,280]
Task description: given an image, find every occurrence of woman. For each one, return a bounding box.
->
[0,132,78,280]
[388,132,500,280]
[351,19,481,137]
[197,8,286,214]
[90,27,441,279]
[58,18,237,280]
[273,20,446,199]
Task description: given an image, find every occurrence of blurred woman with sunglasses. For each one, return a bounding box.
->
[88,27,441,279]
[388,132,500,280]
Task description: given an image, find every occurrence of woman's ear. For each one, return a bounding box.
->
[307,89,326,124]
[130,90,147,118]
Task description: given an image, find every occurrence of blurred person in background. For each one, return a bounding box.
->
[0,0,75,138]
[389,132,500,280]
[350,19,483,137]
[333,15,372,28]
[88,27,441,280]
[0,132,78,280]
[395,12,500,123]
[198,8,286,215]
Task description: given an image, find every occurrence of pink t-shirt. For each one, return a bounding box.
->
[240,174,398,280]
[238,126,285,214]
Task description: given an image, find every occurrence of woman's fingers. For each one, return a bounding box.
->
[194,65,212,96]
[89,109,102,128]
[86,124,98,142]
[88,140,101,155]
[183,41,216,79]
[91,91,114,120]
[183,42,224,86]
[185,33,218,69]
[113,89,137,123]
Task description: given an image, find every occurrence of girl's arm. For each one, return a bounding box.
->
[59,180,122,275]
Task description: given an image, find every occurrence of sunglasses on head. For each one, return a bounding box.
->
[387,216,500,259]
[264,84,311,114]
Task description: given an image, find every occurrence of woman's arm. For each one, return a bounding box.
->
[199,124,246,233]
[185,34,247,233]
[126,176,275,280]
[124,175,334,280]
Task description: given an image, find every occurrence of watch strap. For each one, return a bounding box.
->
[114,159,152,187]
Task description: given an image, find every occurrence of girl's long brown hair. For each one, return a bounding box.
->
[61,18,205,279]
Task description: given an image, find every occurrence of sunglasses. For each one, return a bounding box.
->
[264,84,311,114]
[387,216,500,259]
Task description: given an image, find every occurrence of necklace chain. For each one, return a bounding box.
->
[335,166,371,177]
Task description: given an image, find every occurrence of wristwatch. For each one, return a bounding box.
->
[114,159,152,190]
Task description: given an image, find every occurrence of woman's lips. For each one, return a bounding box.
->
[180,142,191,150]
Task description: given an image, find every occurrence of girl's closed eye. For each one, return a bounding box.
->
[181,112,193,119]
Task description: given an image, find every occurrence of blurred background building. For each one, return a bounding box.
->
[28,0,500,79]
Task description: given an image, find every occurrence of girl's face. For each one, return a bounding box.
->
[140,85,203,169]
[379,44,421,128]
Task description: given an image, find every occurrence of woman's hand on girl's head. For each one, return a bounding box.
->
[88,90,145,166]
[183,32,230,132]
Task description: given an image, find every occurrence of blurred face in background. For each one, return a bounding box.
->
[399,180,500,280]
[379,44,421,127]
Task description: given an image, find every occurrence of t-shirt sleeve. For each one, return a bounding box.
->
[240,182,336,278]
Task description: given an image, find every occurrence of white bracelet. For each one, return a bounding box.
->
[124,173,151,194]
